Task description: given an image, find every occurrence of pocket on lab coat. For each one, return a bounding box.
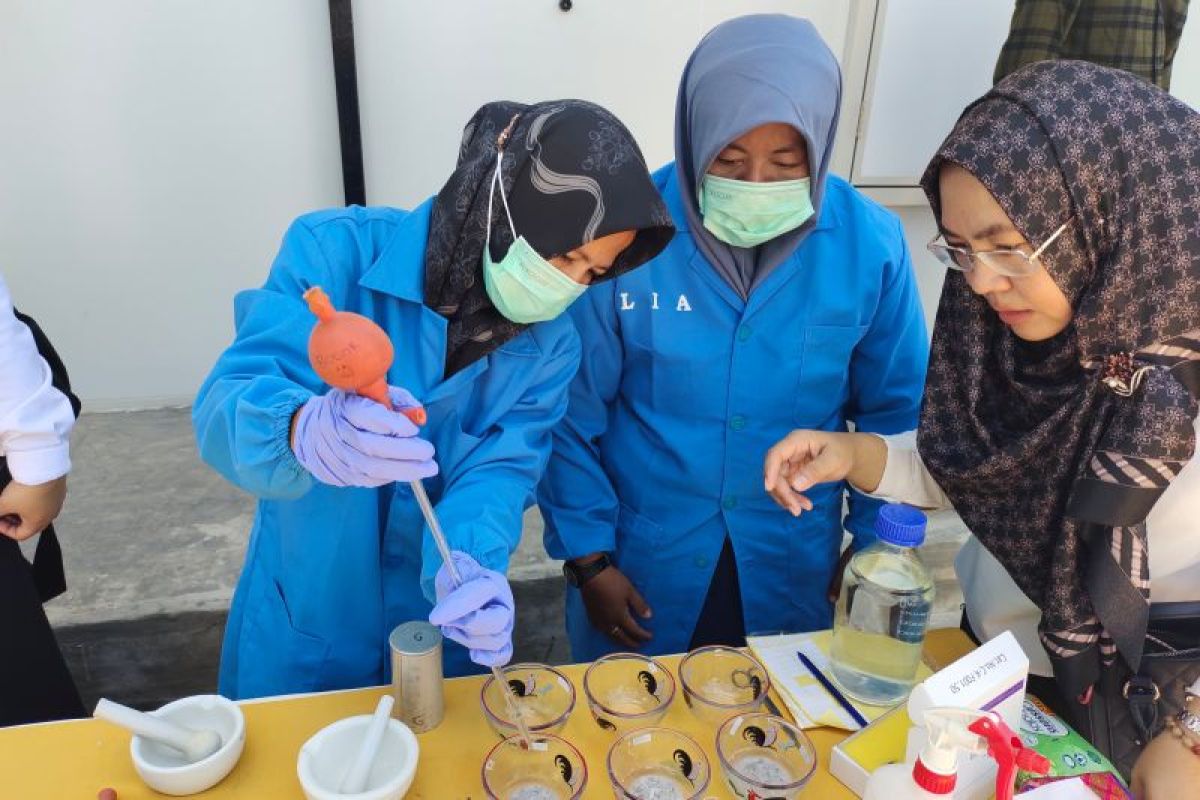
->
[794,325,867,425]
[622,309,728,423]
[239,567,331,696]
[615,503,663,550]
[786,492,843,614]
[613,503,671,595]
[422,357,490,438]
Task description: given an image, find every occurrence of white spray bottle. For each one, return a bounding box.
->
[863,707,1050,800]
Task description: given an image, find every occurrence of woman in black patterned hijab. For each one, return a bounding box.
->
[916,61,1199,700]
[765,61,1199,783]
[195,98,673,691]
[426,100,674,375]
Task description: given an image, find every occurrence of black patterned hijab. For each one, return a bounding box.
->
[424,100,674,376]
[918,61,1200,697]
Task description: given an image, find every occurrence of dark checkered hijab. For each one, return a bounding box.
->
[918,61,1200,697]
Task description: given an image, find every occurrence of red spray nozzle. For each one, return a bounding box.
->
[1017,749,1052,775]
[967,715,1050,800]
[303,286,427,426]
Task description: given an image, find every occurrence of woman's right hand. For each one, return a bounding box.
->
[291,387,438,488]
[579,563,653,650]
[429,551,515,667]
[764,430,881,516]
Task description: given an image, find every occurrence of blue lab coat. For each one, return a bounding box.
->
[194,201,579,699]
[538,164,929,661]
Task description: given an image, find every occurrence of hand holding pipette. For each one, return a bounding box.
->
[429,552,515,666]
[291,387,437,487]
[302,286,529,746]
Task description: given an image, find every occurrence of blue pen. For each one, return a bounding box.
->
[796,651,869,729]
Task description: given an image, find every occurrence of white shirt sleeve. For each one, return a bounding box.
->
[0,273,75,484]
[867,430,953,510]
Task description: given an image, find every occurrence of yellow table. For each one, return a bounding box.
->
[0,630,972,799]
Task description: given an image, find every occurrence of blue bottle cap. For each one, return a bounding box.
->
[875,503,927,547]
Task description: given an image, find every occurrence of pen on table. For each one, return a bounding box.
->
[795,651,868,729]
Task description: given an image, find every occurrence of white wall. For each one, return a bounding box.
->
[353,0,857,207]
[0,1,344,409]
[3,1,1198,409]
[896,207,944,333]
[854,0,1016,187]
[1171,8,1200,109]
[853,0,1200,190]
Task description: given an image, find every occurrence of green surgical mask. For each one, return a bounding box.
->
[698,174,815,248]
[481,153,586,324]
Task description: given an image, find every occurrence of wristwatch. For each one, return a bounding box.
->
[562,554,612,587]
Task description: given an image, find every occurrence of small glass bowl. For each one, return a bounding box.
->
[678,646,770,728]
[481,733,587,800]
[582,653,676,736]
[607,726,711,800]
[480,663,576,739]
[716,713,818,799]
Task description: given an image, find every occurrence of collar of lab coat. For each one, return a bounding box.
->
[357,198,435,304]
[356,198,495,391]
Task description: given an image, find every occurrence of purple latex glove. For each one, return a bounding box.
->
[429,551,515,667]
[292,387,437,488]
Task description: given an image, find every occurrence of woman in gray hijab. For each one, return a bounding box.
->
[539,14,930,661]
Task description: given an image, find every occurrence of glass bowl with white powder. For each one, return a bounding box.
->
[481,733,587,800]
[606,727,710,800]
[716,712,817,799]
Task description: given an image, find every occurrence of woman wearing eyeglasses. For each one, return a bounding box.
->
[764,61,1199,792]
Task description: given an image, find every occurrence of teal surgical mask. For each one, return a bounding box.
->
[481,153,586,324]
[698,174,814,248]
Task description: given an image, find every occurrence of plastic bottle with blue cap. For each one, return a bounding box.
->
[830,503,935,705]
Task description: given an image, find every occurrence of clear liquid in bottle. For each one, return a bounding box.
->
[830,504,934,706]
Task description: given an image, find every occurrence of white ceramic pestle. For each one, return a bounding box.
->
[95,698,223,763]
[339,695,396,793]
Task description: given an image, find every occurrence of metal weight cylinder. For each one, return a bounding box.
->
[389,621,444,733]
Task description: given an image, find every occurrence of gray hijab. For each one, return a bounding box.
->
[675,14,842,298]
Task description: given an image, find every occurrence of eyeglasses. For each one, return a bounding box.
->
[926,219,1071,278]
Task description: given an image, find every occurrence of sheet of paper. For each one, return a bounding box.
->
[748,631,932,731]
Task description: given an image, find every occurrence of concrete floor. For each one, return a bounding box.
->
[44,408,561,628]
[40,408,969,710]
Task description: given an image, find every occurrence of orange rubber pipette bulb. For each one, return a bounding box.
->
[304,287,426,425]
